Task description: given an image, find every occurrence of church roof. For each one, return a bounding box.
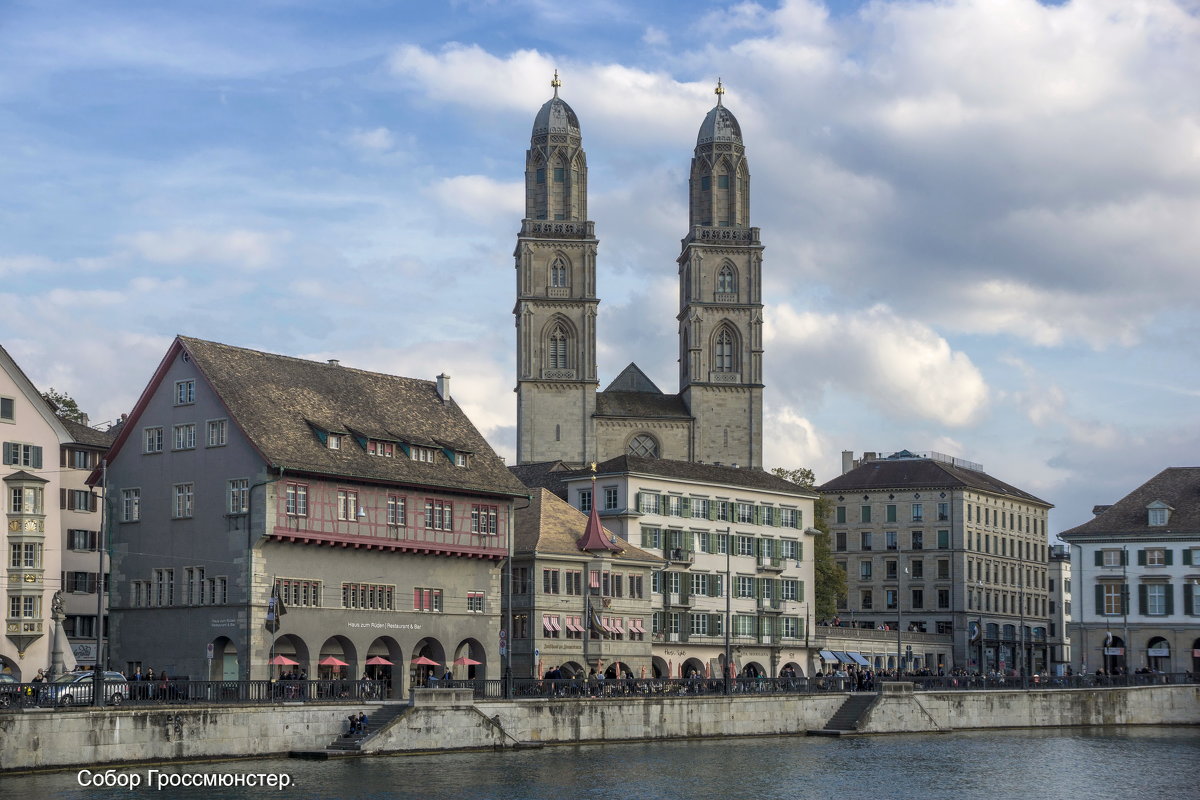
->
[595,392,692,419]
[696,103,742,146]
[532,96,580,138]
[603,363,662,393]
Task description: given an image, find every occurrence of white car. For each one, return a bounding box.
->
[39,671,128,707]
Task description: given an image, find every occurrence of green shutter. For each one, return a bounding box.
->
[1094,551,1104,567]
[773,509,782,527]
[753,506,762,526]
[1138,584,1147,615]
[1121,549,1128,565]
[640,528,649,547]
[1164,549,1173,566]
[708,502,717,521]
[32,446,42,469]
[1185,583,1194,614]
[683,531,695,553]
[1183,549,1193,566]
[797,542,804,562]
[636,492,644,513]
[658,495,668,515]
[1095,585,1105,614]
[681,497,691,518]
[1165,585,1174,616]
[1137,549,1146,566]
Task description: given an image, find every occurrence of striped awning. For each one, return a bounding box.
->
[818,650,837,661]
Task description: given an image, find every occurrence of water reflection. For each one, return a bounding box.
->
[3,728,1197,800]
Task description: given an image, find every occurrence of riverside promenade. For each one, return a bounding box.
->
[1,679,1197,773]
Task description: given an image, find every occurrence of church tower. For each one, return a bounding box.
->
[515,73,599,466]
[677,81,764,468]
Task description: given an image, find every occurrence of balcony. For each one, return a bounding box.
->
[666,548,694,566]
[757,596,783,613]
[756,556,784,573]
[668,592,693,608]
[546,286,570,298]
[520,219,596,238]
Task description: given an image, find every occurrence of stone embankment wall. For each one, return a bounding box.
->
[0,703,363,773]
[2,686,1198,773]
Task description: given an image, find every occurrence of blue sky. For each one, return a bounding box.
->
[3,0,1198,534]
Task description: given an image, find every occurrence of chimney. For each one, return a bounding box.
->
[436,373,451,403]
[841,450,855,475]
[327,359,340,367]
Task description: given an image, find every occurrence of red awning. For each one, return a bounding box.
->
[566,617,583,633]
[611,619,625,633]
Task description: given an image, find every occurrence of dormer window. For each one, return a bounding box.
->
[455,453,468,467]
[327,434,342,450]
[1147,501,1171,526]
[368,440,395,457]
[411,446,436,463]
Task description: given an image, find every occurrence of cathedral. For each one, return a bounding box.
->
[514,75,765,470]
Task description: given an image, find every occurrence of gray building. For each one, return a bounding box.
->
[103,337,526,693]
[819,450,1054,674]
[514,77,764,469]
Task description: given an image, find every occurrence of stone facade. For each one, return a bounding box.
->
[514,79,764,469]
[820,450,1055,673]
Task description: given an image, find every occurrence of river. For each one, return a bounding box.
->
[3,727,1197,799]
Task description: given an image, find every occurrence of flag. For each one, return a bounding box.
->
[266,582,287,631]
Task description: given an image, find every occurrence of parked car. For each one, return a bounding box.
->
[0,672,28,708]
[39,671,128,707]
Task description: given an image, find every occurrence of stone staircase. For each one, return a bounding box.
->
[325,703,410,752]
[809,693,877,736]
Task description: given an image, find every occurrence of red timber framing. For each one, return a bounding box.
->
[269,478,510,561]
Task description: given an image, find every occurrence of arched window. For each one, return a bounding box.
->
[627,434,659,458]
[713,328,735,373]
[551,257,568,288]
[547,325,570,369]
[717,264,736,294]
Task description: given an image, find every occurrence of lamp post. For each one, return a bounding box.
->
[976,580,984,676]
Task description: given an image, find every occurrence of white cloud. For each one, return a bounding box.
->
[766,303,988,427]
[762,405,828,475]
[427,176,523,224]
[122,228,288,271]
[642,27,668,47]
[346,127,395,153]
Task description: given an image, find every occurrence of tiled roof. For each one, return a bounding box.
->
[58,417,116,449]
[593,455,817,497]
[594,391,692,419]
[508,461,582,498]
[178,337,527,498]
[817,457,1050,507]
[514,488,663,563]
[603,363,664,394]
[1060,467,1200,537]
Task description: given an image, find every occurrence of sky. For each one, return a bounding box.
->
[2,0,1198,536]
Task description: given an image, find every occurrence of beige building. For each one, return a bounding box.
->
[514,78,763,470]
[517,456,817,678]
[57,418,114,668]
[507,488,663,679]
[1,345,73,679]
[1047,544,1072,673]
[819,450,1054,674]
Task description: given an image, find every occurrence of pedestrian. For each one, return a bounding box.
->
[358,711,368,733]
[32,669,45,684]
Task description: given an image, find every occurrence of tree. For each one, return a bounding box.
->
[771,466,846,621]
[42,388,87,424]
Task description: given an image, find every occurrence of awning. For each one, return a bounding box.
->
[612,619,625,634]
[601,618,615,633]
[848,652,870,666]
[818,650,837,661]
[631,619,644,633]
[834,652,856,664]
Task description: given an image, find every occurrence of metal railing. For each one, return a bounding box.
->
[0,679,388,710]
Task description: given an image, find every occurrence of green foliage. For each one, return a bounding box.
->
[42,388,87,423]
[771,466,846,620]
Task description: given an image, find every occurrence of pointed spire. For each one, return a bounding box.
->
[578,461,622,552]
[715,77,725,107]
[551,69,561,98]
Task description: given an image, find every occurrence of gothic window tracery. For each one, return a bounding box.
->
[547,324,570,369]
[551,256,568,288]
[714,327,736,373]
[717,264,736,294]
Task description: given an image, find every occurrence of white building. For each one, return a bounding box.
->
[516,455,817,678]
[1060,467,1200,675]
[1047,544,1071,674]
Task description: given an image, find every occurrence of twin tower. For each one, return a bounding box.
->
[514,76,764,470]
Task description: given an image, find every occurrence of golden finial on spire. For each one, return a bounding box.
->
[715,77,725,105]
[551,69,561,97]
[590,461,598,482]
